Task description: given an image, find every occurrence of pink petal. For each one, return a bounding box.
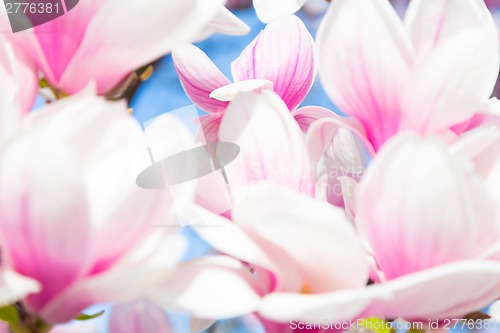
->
[316,0,416,150]
[59,0,225,93]
[258,286,390,323]
[306,117,375,165]
[207,6,250,36]
[253,0,307,23]
[219,91,314,195]
[405,0,496,59]
[400,29,499,134]
[210,79,273,102]
[363,261,500,320]
[40,232,186,323]
[233,184,369,293]
[148,256,262,319]
[187,205,299,293]
[109,299,172,333]
[231,15,315,111]
[0,132,91,312]
[173,44,231,113]
[357,134,497,280]
[291,106,335,132]
[0,40,37,121]
[0,269,41,305]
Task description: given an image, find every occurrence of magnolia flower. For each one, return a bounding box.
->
[352,133,500,320]
[145,92,383,329]
[0,89,192,326]
[311,0,499,154]
[173,15,321,141]
[0,0,247,95]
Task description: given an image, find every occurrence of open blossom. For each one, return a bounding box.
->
[311,0,499,154]
[0,0,247,95]
[173,15,322,141]
[145,92,382,330]
[0,89,192,325]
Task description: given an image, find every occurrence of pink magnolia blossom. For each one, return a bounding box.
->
[0,89,192,325]
[0,0,246,95]
[173,15,320,141]
[273,133,500,324]
[146,92,381,328]
[312,0,499,153]
[252,0,307,23]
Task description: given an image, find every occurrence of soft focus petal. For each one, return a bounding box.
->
[109,299,171,333]
[210,79,273,102]
[0,131,91,312]
[0,269,41,306]
[253,0,307,23]
[258,286,390,323]
[173,44,231,113]
[291,106,335,132]
[59,0,225,93]
[363,261,500,320]
[206,5,250,36]
[219,91,313,195]
[306,117,375,165]
[233,184,369,293]
[231,15,315,111]
[40,232,186,323]
[400,29,499,134]
[317,0,416,150]
[357,134,497,280]
[405,0,495,59]
[0,38,37,123]
[149,256,262,319]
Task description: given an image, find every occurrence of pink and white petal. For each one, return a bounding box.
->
[231,15,315,111]
[148,256,262,320]
[186,205,299,293]
[39,232,186,324]
[60,0,225,94]
[210,79,273,102]
[25,86,130,167]
[317,0,416,150]
[450,126,500,179]
[0,132,91,313]
[400,29,499,134]
[109,299,172,333]
[219,91,314,195]
[357,134,497,279]
[233,184,369,293]
[173,44,231,113]
[291,106,335,132]
[0,39,37,121]
[0,269,41,306]
[50,321,99,333]
[206,5,250,36]
[363,261,500,320]
[306,117,374,166]
[258,286,390,323]
[253,0,307,23]
[405,0,496,59]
